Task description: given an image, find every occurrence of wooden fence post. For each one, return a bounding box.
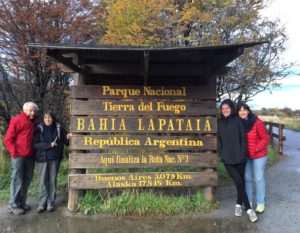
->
[264,121,285,155]
[278,124,284,154]
[268,122,274,146]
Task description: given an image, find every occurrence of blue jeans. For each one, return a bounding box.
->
[245,155,268,205]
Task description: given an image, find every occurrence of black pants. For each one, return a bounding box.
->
[225,163,251,210]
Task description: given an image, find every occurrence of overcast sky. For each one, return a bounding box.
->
[249,0,300,110]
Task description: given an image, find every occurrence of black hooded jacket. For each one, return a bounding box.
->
[217,114,247,165]
[33,121,69,162]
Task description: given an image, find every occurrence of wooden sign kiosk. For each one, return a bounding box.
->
[28,42,264,212]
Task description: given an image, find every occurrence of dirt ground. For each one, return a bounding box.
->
[1,128,299,233]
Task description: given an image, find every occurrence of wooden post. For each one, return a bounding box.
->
[203,168,216,203]
[67,168,85,211]
[268,122,274,146]
[68,59,87,212]
[278,124,284,154]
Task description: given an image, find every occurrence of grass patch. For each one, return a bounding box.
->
[0,135,10,200]
[78,189,217,216]
[0,134,69,202]
[260,116,300,132]
[0,152,11,201]
[216,159,231,185]
[267,146,281,167]
[0,157,69,202]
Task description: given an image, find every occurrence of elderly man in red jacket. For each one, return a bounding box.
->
[4,102,38,215]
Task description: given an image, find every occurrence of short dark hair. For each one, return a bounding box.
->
[43,110,56,121]
[220,99,236,115]
[237,103,253,116]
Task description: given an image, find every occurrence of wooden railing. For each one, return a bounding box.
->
[263,121,286,154]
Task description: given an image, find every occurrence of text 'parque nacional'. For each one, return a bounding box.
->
[101,86,187,98]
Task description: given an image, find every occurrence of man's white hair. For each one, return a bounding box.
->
[23,102,39,111]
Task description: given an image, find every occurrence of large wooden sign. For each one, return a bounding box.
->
[69,85,217,191]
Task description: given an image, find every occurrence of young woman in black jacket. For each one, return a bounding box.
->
[217,99,257,223]
[33,111,72,213]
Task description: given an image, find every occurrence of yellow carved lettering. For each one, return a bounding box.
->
[176,119,184,131]
[185,119,192,131]
[158,119,166,131]
[87,118,95,131]
[196,119,201,131]
[138,118,144,130]
[204,119,212,132]
[111,118,115,130]
[102,86,110,96]
[119,118,126,130]
[167,119,174,131]
[77,118,85,131]
[84,136,93,145]
[99,118,107,131]
[148,119,155,131]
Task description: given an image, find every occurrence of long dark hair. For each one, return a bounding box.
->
[220,99,236,116]
[237,103,253,116]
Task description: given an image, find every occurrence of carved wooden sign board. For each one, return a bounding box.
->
[69,85,218,190]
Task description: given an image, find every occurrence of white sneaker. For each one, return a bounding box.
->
[247,209,258,223]
[235,204,242,216]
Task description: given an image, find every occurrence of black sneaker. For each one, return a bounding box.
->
[21,204,31,211]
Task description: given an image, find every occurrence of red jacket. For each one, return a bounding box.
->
[4,112,38,159]
[246,118,269,159]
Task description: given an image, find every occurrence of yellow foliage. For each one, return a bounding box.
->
[101,0,178,46]
[100,0,275,47]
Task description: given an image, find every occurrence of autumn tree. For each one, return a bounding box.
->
[98,0,291,105]
[101,0,181,46]
[180,0,291,104]
[0,0,101,126]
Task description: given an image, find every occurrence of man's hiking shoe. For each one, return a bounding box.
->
[256,204,265,214]
[247,209,258,223]
[9,207,25,215]
[235,204,242,216]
